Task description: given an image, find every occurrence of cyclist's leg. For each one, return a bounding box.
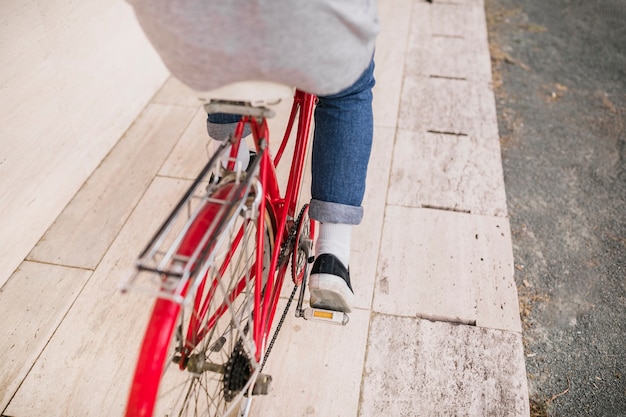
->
[207,113,251,141]
[207,113,252,172]
[308,58,375,313]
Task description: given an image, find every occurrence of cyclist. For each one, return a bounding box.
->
[128,0,379,313]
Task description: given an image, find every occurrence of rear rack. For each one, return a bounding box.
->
[119,139,264,305]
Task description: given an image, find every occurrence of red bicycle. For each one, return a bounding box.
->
[120,82,348,417]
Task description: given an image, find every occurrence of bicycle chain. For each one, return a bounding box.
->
[260,204,309,371]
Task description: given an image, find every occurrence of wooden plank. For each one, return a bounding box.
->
[252,302,371,417]
[0,261,91,412]
[373,0,413,128]
[27,104,196,270]
[374,206,478,324]
[373,207,521,333]
[405,27,494,81]
[360,315,529,416]
[398,75,500,140]
[5,177,190,417]
[411,1,489,41]
[387,129,508,217]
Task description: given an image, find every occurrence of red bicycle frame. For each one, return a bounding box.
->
[182,89,316,364]
[125,88,317,417]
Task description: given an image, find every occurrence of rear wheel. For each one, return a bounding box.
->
[126,179,275,417]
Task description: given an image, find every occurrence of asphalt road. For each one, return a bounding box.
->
[484,0,626,416]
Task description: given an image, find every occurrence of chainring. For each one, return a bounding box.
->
[291,204,313,286]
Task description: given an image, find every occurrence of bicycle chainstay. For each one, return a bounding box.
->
[260,204,310,370]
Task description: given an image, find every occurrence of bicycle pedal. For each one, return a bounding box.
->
[302,307,349,326]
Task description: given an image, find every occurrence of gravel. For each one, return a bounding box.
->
[485,0,626,415]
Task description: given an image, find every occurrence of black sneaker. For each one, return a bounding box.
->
[309,254,354,313]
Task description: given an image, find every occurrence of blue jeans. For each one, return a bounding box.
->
[207,59,375,225]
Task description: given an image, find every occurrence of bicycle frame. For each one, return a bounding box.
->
[123,87,318,417]
[187,89,317,364]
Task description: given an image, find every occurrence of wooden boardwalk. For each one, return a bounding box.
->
[1,1,529,416]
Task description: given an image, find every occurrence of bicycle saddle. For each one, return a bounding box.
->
[203,81,294,107]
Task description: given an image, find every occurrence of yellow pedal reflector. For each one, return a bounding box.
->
[303,308,349,326]
[313,310,334,319]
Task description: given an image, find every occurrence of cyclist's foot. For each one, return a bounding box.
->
[210,150,257,184]
[309,254,354,313]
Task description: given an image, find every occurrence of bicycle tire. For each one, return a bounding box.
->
[126,179,275,417]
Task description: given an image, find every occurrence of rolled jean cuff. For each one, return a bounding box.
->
[309,199,363,225]
[206,114,252,141]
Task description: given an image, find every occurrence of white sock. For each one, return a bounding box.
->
[315,223,352,267]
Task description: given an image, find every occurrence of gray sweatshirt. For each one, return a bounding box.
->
[128,0,378,96]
